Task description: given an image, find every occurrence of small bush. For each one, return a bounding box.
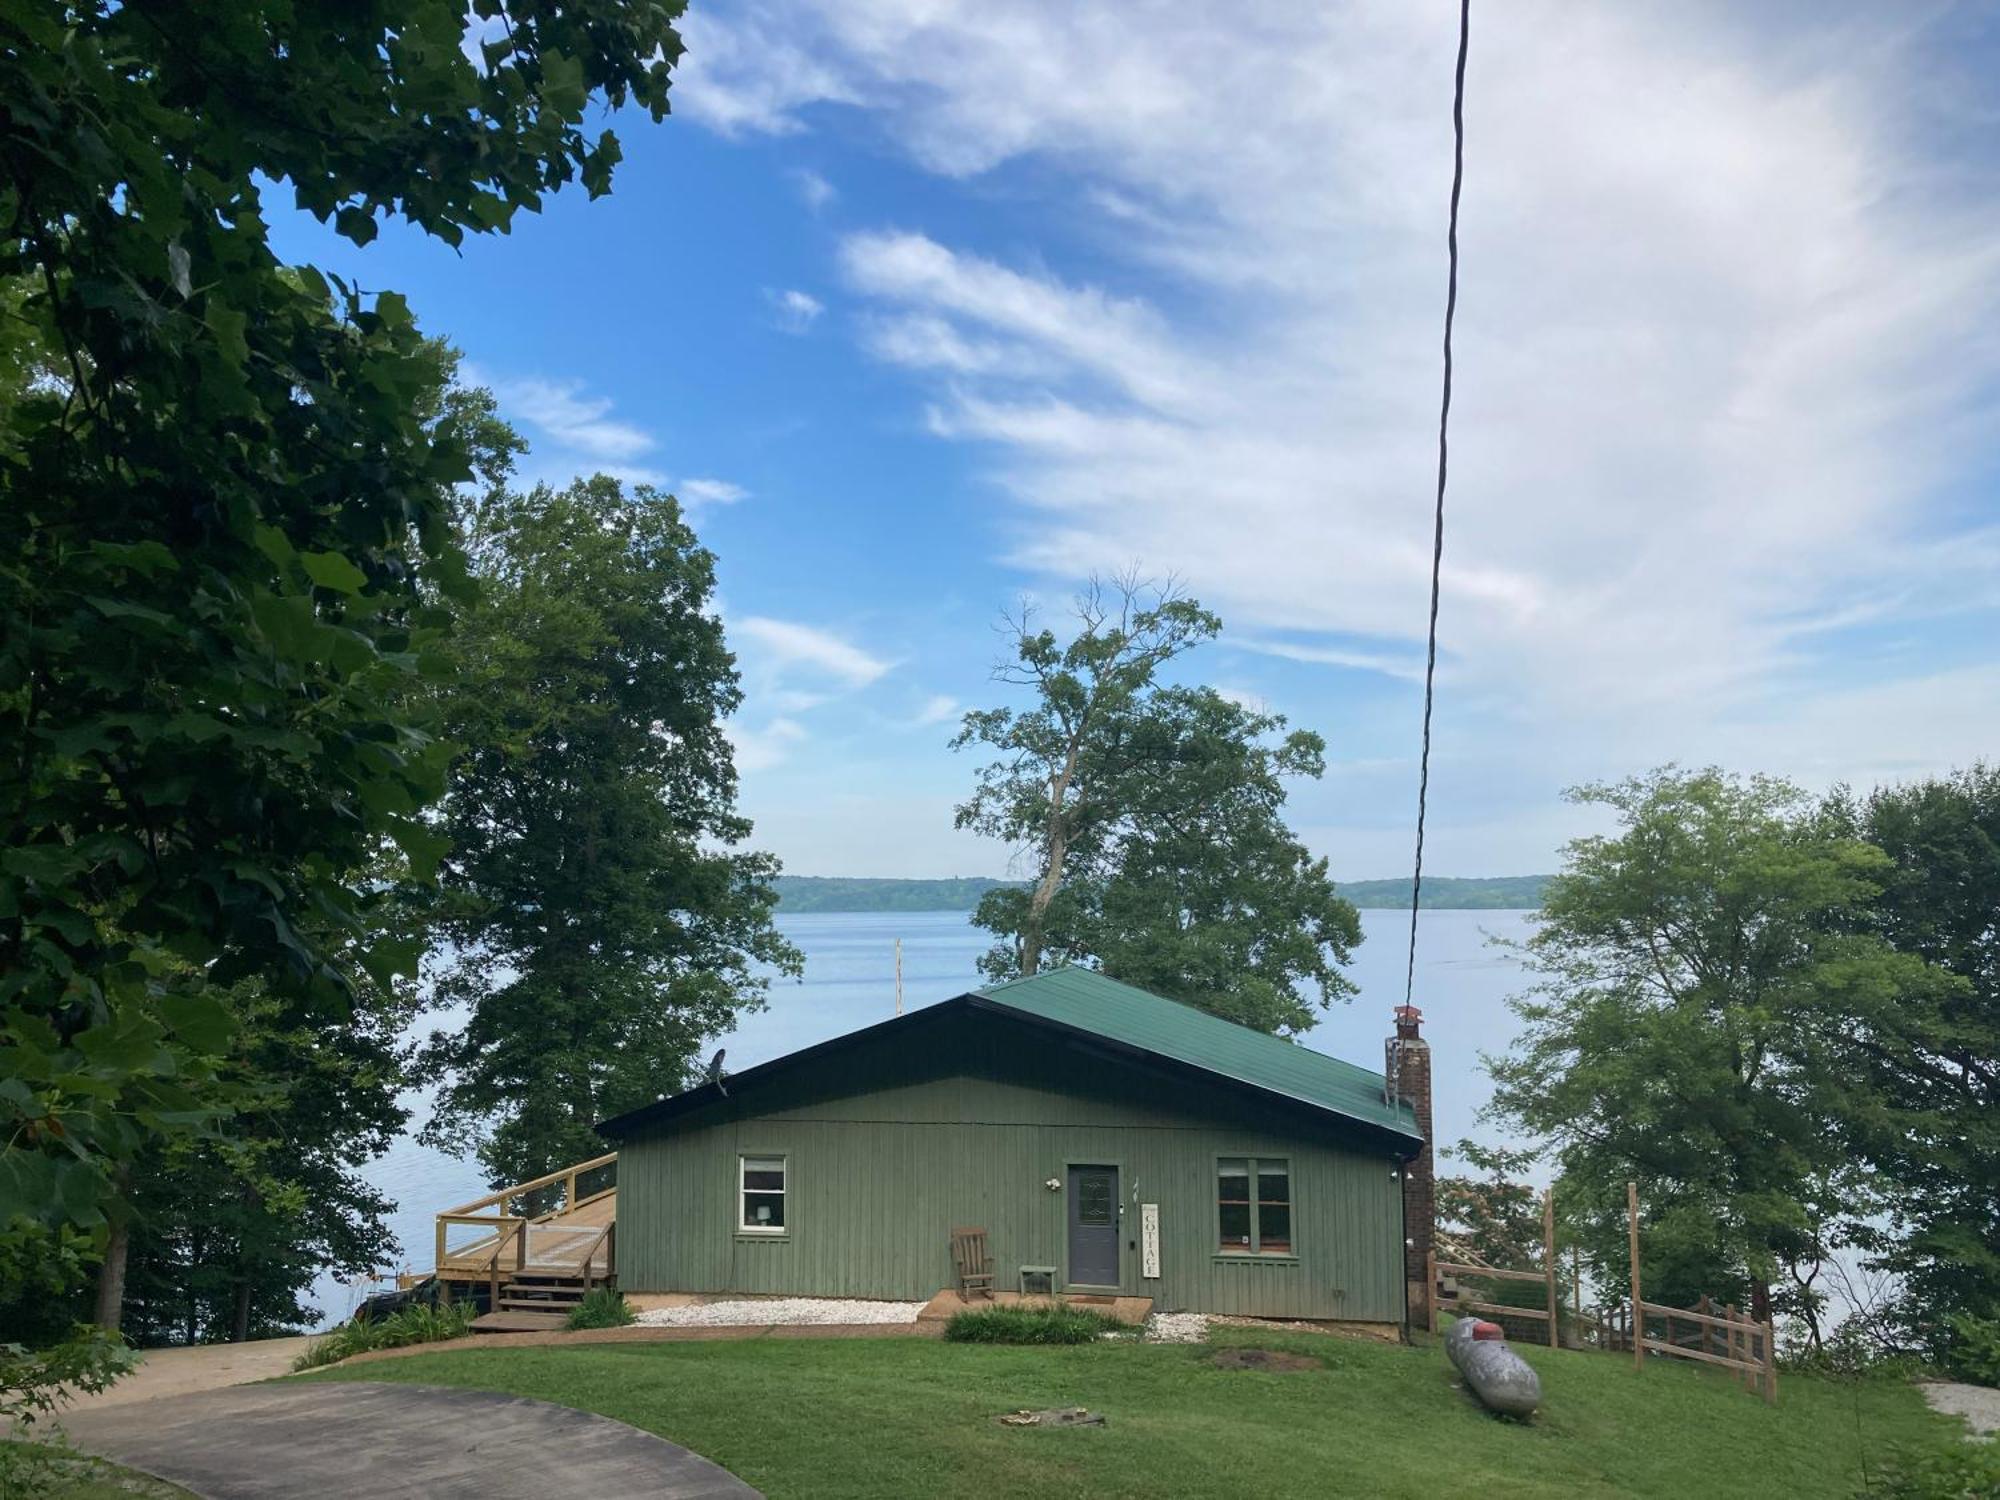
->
[567,1289,636,1331]
[292,1300,474,1372]
[1784,1322,1930,1383]
[1944,1314,2000,1389]
[944,1303,1128,1345]
[1862,1441,2000,1500]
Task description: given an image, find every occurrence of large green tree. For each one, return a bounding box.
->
[0,0,683,1357]
[420,478,799,1189]
[1486,768,1941,1330]
[1829,765,1999,1352]
[955,579,1360,1035]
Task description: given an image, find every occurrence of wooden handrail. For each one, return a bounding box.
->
[439,1152,618,1217]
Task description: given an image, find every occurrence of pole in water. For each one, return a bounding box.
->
[895,937,903,1016]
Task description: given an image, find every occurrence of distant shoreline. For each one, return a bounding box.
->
[771,874,1549,914]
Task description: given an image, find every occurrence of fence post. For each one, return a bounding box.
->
[1542,1188,1559,1348]
[1627,1181,1643,1373]
[1572,1244,1584,1347]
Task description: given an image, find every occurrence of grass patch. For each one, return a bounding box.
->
[0,1441,196,1499]
[566,1288,636,1331]
[293,1320,1968,1499]
[291,1300,474,1371]
[944,1303,1126,1345]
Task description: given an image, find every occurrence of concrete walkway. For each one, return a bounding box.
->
[60,1336,318,1412]
[58,1381,760,1499]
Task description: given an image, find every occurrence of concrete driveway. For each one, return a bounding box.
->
[57,1381,759,1499]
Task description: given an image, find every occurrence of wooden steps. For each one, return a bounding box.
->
[471,1310,572,1333]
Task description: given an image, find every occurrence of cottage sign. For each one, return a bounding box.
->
[1141,1203,1161,1279]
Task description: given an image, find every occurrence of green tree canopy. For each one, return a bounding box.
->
[0,0,683,1342]
[420,478,799,1189]
[1485,767,1944,1329]
[1829,765,1999,1351]
[954,578,1360,1035]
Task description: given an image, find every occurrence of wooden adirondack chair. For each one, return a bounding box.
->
[950,1226,994,1301]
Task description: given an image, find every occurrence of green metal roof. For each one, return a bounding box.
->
[972,967,1422,1143]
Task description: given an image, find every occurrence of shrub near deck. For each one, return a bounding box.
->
[297,1325,1963,1500]
[944,1304,1126,1344]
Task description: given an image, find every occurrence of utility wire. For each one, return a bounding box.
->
[1405,0,1471,1008]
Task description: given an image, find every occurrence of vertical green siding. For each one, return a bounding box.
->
[616,1014,1406,1322]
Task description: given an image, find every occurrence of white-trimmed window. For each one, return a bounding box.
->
[739,1155,786,1233]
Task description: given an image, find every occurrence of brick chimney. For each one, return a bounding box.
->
[1388,1004,1434,1328]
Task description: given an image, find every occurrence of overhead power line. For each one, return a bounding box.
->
[1404,0,1471,1008]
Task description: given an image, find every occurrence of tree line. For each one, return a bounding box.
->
[0,0,804,1394]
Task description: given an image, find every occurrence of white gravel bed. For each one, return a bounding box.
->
[633,1297,925,1328]
[1141,1312,1211,1344]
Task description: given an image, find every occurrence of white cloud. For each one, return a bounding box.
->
[734,616,893,687]
[912,693,961,727]
[727,716,810,773]
[680,0,2000,812]
[792,168,838,211]
[679,476,750,508]
[765,287,825,333]
[468,366,663,483]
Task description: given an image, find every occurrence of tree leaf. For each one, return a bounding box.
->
[301,550,368,595]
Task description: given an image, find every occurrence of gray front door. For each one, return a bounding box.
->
[1067,1164,1120,1287]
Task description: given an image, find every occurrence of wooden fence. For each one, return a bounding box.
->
[1626,1182,1777,1403]
[1428,1188,1559,1347]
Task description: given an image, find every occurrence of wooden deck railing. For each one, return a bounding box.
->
[433,1151,618,1281]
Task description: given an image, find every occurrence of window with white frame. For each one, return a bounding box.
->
[740,1154,786,1232]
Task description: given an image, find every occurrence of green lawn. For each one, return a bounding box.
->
[0,1441,197,1500]
[296,1325,1969,1499]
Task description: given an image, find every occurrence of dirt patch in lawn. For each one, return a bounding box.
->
[996,1406,1106,1428]
[1210,1348,1323,1373]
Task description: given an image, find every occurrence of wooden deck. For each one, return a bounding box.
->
[434,1152,620,1290]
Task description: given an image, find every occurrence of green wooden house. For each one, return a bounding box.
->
[598,967,1434,1325]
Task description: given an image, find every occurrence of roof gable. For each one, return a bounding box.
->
[597,965,1421,1147]
[970,968,1420,1142]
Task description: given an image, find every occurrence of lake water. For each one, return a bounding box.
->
[310,906,1537,1325]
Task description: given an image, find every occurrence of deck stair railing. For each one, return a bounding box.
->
[433,1151,618,1281]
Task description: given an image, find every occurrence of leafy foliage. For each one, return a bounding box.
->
[419,479,799,1188]
[1827,766,2000,1359]
[1940,1314,2000,1390]
[290,1301,473,1372]
[0,1326,134,1433]
[955,578,1360,1035]
[942,1303,1127,1344]
[566,1288,637,1331]
[1486,768,1946,1327]
[0,0,684,1288]
[1861,1440,2000,1500]
[1437,1140,1546,1269]
[114,978,412,1344]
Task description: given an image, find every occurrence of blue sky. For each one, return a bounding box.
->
[271,0,1999,880]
